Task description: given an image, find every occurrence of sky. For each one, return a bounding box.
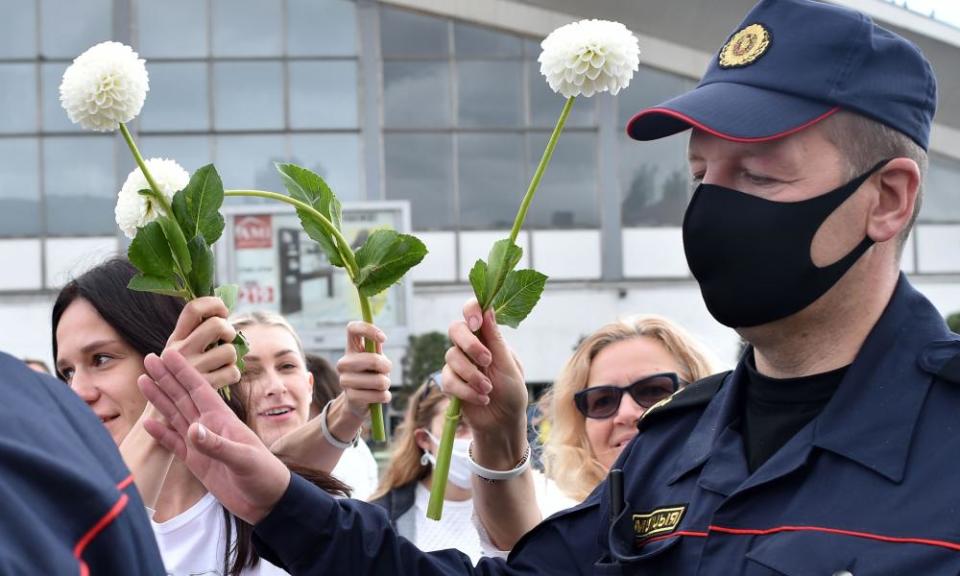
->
[884,0,960,29]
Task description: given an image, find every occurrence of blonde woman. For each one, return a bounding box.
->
[543,314,717,502]
[369,374,482,563]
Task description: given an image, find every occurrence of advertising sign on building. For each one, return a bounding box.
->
[218,202,414,352]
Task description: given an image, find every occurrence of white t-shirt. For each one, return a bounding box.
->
[331,439,380,501]
[151,492,289,576]
[400,483,482,564]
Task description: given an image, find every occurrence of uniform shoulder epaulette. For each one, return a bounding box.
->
[638,370,730,430]
[938,351,960,385]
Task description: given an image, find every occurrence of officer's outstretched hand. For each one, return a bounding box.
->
[138,350,290,525]
[443,300,528,449]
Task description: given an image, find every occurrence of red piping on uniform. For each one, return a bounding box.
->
[627,106,840,143]
[74,493,129,576]
[116,474,134,491]
[641,524,960,553]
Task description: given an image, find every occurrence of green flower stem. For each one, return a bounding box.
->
[224,189,387,441]
[359,295,387,442]
[224,190,358,280]
[429,95,576,520]
[119,122,173,217]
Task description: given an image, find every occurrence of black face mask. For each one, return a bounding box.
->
[682,160,888,328]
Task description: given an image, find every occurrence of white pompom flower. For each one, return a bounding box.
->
[59,41,149,132]
[115,158,189,238]
[538,20,640,98]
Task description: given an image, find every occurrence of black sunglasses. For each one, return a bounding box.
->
[574,372,682,419]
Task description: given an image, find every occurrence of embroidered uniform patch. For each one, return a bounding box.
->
[633,505,687,542]
[719,23,771,68]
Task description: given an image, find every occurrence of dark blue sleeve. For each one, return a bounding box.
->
[253,474,601,575]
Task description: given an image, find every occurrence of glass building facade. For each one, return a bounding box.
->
[1,0,958,291]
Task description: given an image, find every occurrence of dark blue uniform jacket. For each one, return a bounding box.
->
[252,276,960,575]
[0,352,164,575]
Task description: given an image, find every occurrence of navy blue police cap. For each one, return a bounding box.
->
[627,0,937,149]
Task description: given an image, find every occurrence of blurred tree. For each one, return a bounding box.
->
[402,331,450,389]
[947,312,960,334]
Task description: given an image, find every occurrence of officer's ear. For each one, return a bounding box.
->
[866,157,920,244]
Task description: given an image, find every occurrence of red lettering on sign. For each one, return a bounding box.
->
[235,216,273,249]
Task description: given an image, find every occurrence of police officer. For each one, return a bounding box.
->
[0,352,164,573]
[140,0,960,574]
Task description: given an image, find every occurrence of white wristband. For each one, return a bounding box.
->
[320,399,359,451]
[467,441,531,482]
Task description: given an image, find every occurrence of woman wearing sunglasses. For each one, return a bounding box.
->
[543,315,717,502]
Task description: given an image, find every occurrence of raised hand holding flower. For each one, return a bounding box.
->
[428,19,640,520]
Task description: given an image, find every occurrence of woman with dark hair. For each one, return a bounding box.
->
[52,258,358,575]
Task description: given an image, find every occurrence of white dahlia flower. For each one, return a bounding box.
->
[538,20,640,98]
[115,158,189,238]
[59,41,149,132]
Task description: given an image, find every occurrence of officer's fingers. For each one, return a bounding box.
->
[448,321,492,368]
[179,318,237,357]
[336,351,392,376]
[144,418,187,462]
[461,298,483,333]
[441,365,489,407]
[345,321,387,354]
[168,297,230,344]
[444,347,493,397]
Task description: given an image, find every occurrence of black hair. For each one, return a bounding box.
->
[51,257,184,379]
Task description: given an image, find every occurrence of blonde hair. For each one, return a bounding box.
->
[543,315,717,501]
[370,379,447,501]
[230,310,306,360]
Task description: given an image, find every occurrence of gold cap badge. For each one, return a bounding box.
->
[718,23,771,68]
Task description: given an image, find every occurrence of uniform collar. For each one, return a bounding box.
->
[812,275,950,483]
[669,275,950,485]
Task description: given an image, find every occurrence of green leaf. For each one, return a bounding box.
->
[127,274,185,298]
[233,331,250,372]
[490,269,548,329]
[186,235,215,298]
[354,229,428,297]
[171,165,225,246]
[127,221,175,278]
[158,215,192,276]
[482,239,522,309]
[215,284,239,313]
[276,163,344,268]
[469,259,488,307]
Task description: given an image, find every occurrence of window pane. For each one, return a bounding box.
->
[290,134,361,202]
[458,134,525,230]
[383,61,450,128]
[213,62,284,130]
[0,65,37,133]
[289,61,358,129]
[526,132,598,228]
[922,154,960,223]
[42,63,81,132]
[617,67,696,126]
[457,61,523,127]
[288,0,357,56]
[619,132,691,226]
[41,0,111,59]
[139,63,209,131]
[215,135,287,197]
[384,134,454,229]
[454,22,522,58]
[380,6,449,57]
[44,137,116,236]
[0,0,36,58]
[138,0,207,58]
[212,0,282,57]
[0,138,40,236]
[139,135,212,174]
[529,61,596,128]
